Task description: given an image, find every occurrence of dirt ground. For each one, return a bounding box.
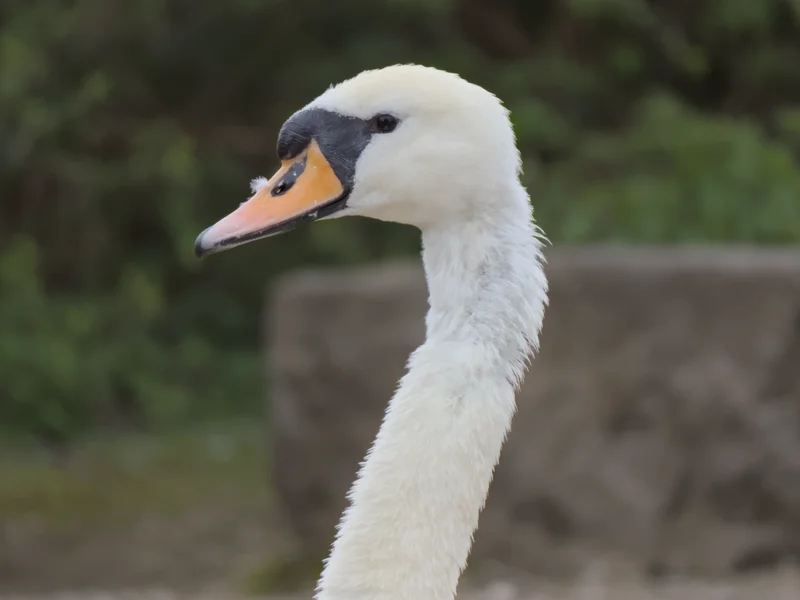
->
[3,570,800,600]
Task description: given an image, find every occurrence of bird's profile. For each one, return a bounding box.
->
[195,64,549,600]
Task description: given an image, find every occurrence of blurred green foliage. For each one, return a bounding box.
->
[1,0,799,441]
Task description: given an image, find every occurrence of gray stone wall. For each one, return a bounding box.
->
[266,247,800,578]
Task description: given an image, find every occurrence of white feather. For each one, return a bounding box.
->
[250,176,269,195]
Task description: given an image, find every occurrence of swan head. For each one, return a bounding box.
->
[195,64,523,257]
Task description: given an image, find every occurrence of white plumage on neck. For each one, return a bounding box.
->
[315,183,548,600]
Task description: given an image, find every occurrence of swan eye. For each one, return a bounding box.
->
[371,113,398,134]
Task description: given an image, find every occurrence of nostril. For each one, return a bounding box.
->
[272,179,294,197]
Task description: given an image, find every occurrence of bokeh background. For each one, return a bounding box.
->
[2,0,800,598]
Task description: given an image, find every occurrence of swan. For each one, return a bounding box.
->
[195,64,548,600]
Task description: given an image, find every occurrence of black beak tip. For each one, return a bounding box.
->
[194,228,211,259]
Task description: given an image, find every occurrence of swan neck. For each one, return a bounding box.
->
[315,189,547,600]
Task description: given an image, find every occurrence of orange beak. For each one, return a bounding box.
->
[195,140,345,257]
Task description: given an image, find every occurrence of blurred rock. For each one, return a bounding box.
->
[266,247,800,578]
